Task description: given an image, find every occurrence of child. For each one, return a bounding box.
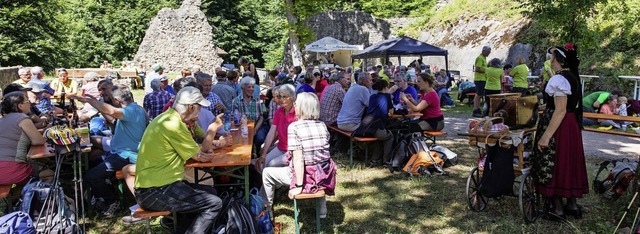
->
[616,96,632,129]
[599,97,621,129]
[501,64,513,93]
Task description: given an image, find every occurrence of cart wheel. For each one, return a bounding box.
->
[466,166,488,211]
[519,171,539,223]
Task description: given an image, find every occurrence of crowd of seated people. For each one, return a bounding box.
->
[0,61,453,232]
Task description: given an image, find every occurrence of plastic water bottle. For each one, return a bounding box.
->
[223,113,231,132]
[241,115,248,138]
[233,109,240,126]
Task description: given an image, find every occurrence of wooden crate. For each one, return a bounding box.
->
[489,94,538,127]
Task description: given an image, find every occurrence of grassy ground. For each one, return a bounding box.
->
[2,88,636,233]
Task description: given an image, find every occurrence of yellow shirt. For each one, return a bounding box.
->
[50,78,79,95]
[543,60,552,81]
[474,54,487,81]
[485,67,503,91]
[379,70,389,81]
[12,79,28,86]
[510,64,530,88]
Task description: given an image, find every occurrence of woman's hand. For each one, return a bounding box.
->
[537,134,551,151]
[400,93,408,102]
[254,156,266,172]
[288,187,303,199]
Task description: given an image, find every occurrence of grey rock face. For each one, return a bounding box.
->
[134,0,222,74]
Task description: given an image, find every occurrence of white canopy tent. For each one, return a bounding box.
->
[303,36,363,52]
[304,37,363,67]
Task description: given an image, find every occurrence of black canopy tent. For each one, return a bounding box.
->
[351,36,449,72]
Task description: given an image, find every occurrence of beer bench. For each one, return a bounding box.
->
[326,125,377,165]
[582,112,640,138]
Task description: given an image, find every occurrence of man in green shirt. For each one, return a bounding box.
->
[582,90,622,113]
[134,86,224,233]
[472,46,491,117]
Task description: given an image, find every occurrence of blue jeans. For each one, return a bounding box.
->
[254,123,270,156]
[85,153,130,203]
[135,181,222,234]
[436,87,448,101]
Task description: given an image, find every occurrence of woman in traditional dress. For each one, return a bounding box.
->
[533,43,588,220]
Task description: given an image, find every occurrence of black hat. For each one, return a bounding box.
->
[3,84,31,96]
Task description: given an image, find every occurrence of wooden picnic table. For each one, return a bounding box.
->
[184,123,254,204]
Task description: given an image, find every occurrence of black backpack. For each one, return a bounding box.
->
[211,196,257,234]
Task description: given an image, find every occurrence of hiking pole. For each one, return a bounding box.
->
[630,207,640,233]
[614,191,639,233]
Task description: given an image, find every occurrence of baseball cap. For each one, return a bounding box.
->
[3,83,31,96]
[175,86,211,107]
[25,81,45,93]
[152,64,165,72]
[160,75,168,82]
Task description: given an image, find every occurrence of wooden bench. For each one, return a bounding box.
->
[132,207,175,233]
[424,130,447,144]
[66,68,142,89]
[292,190,325,234]
[326,125,377,165]
[583,112,640,138]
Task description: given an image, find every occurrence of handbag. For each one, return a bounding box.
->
[479,144,516,198]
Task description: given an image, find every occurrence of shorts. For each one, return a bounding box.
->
[474,81,486,96]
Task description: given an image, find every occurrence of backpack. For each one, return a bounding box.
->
[429,144,458,167]
[0,211,36,234]
[211,196,258,234]
[18,181,78,233]
[388,133,413,172]
[593,160,637,200]
[403,134,446,176]
[249,188,272,234]
[478,144,515,198]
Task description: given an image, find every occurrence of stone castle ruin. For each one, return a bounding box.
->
[134,0,222,74]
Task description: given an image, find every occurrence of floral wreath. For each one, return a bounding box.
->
[564,43,575,51]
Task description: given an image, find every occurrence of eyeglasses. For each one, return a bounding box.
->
[277,95,291,99]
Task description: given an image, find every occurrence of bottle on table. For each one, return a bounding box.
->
[241,115,248,139]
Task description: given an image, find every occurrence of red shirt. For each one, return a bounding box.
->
[315,79,328,100]
[420,90,443,119]
[274,106,297,151]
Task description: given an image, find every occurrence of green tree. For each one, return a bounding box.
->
[0,0,66,69]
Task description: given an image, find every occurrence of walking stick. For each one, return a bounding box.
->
[614,191,639,233]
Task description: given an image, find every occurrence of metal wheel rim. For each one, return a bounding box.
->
[519,172,539,223]
[466,166,488,211]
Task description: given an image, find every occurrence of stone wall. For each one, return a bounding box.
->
[133,0,222,74]
[286,11,392,66]
[0,67,19,94]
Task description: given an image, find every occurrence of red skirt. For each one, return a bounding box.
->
[0,161,33,185]
[535,112,589,198]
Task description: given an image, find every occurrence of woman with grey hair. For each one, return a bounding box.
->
[484,58,504,115]
[82,71,101,98]
[261,92,335,219]
[256,84,296,169]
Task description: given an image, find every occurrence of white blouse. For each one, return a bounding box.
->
[545,74,572,97]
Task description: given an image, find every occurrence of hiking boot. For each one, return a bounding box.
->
[121,215,146,225]
[472,109,483,118]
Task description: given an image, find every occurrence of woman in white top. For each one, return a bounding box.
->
[532,44,588,221]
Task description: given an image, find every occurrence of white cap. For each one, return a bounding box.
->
[175,87,211,107]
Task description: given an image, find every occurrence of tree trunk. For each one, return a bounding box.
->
[284,0,303,66]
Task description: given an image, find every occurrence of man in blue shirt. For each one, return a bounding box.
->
[71,84,147,218]
[389,73,418,105]
[337,72,373,131]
